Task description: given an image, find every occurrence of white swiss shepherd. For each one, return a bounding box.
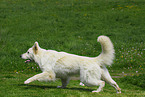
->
[21,35,121,93]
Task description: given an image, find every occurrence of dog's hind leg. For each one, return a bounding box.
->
[101,66,121,93]
[57,78,70,88]
[24,71,55,84]
[92,80,105,93]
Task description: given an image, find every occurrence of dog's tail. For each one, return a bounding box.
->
[96,35,115,66]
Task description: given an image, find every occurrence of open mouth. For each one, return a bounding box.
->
[25,59,32,63]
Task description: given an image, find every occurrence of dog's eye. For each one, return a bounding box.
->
[27,52,29,54]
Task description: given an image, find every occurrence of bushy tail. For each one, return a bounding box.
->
[97,35,115,66]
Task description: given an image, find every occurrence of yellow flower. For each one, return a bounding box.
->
[84,14,87,16]
[140,65,142,67]
[119,7,123,9]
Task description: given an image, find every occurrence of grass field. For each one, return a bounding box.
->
[0,0,145,96]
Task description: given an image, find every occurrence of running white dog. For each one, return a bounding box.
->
[20,35,121,93]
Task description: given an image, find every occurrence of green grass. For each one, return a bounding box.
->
[0,0,145,96]
[0,73,144,97]
[121,74,145,88]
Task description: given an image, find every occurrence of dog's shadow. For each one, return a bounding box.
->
[18,84,92,92]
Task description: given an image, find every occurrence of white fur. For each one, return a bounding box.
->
[21,35,121,93]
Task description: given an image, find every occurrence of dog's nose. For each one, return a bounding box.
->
[20,55,22,58]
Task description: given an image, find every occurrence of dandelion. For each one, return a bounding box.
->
[140,65,142,67]
[131,74,134,76]
[124,75,127,77]
[84,14,87,16]
[14,70,17,73]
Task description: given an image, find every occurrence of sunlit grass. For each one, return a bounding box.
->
[0,73,144,97]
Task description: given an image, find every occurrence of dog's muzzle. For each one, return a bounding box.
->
[20,55,32,63]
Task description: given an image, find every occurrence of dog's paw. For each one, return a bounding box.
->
[24,80,31,84]
[92,90,100,93]
[79,82,85,86]
[117,88,121,93]
[117,91,121,94]
[92,89,103,93]
[57,86,66,89]
[57,86,62,88]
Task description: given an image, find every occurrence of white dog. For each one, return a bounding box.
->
[20,35,121,93]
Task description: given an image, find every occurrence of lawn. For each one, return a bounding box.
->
[0,0,145,96]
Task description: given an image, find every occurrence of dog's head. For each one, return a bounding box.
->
[20,42,40,63]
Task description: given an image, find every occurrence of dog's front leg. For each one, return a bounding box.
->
[24,72,55,84]
[24,77,33,84]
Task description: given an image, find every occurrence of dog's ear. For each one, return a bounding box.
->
[33,42,39,54]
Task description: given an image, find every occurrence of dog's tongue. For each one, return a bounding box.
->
[25,60,31,63]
